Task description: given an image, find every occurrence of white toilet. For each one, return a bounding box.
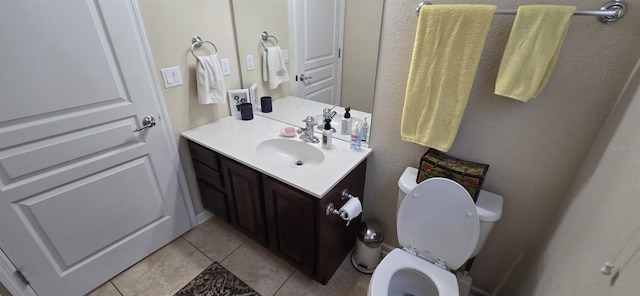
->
[368,167,503,296]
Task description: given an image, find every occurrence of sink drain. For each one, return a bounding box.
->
[295,160,304,166]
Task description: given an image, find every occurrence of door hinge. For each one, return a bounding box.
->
[15,269,30,286]
[338,48,341,58]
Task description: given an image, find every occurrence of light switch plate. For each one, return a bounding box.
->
[160,66,183,88]
[221,59,231,76]
[281,49,289,63]
[246,55,254,71]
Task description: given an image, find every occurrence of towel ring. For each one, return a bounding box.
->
[191,36,218,59]
[261,31,279,50]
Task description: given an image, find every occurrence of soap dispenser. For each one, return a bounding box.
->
[322,119,333,149]
[341,107,352,135]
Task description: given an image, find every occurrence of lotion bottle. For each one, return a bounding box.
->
[361,116,369,142]
[341,107,352,135]
[322,119,332,149]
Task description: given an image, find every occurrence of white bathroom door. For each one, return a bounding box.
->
[291,0,344,106]
[0,1,191,295]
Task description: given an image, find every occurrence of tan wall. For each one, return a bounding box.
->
[340,0,383,113]
[513,57,640,296]
[232,0,291,100]
[365,0,640,293]
[137,0,242,215]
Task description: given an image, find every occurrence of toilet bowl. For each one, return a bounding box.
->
[368,167,503,296]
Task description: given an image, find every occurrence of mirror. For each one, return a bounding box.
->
[231,0,383,145]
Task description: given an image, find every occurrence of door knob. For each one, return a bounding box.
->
[134,116,156,132]
[299,74,313,82]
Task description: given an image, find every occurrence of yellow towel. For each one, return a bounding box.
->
[495,5,576,102]
[401,5,496,152]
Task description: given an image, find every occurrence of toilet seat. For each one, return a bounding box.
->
[397,177,480,270]
[368,249,458,296]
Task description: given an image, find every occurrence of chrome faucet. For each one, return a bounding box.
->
[318,104,337,131]
[323,104,337,121]
[297,115,320,143]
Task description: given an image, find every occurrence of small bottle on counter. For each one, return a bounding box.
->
[341,107,352,135]
[361,116,369,142]
[322,119,333,149]
[350,123,361,150]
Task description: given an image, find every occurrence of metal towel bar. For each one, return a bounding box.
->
[416,0,627,23]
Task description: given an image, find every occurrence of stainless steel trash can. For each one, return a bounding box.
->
[352,221,384,273]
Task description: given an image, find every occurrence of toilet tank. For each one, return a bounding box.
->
[397,167,503,257]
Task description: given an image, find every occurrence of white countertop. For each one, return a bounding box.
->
[256,96,372,146]
[181,115,372,198]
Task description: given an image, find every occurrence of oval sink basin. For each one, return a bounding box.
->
[256,138,325,167]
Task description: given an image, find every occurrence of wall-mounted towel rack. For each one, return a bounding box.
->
[190,35,218,59]
[416,0,627,23]
[261,31,280,50]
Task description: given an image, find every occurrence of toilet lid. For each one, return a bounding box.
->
[397,177,479,270]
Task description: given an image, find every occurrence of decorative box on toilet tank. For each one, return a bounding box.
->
[416,149,489,202]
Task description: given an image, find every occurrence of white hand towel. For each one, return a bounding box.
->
[262,51,269,82]
[266,46,290,89]
[196,55,226,104]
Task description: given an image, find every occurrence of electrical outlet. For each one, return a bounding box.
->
[221,59,231,76]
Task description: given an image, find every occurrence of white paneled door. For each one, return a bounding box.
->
[0,1,191,295]
[291,0,344,106]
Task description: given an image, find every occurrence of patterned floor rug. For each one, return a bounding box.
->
[174,262,260,296]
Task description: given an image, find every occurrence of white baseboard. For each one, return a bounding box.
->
[196,210,214,225]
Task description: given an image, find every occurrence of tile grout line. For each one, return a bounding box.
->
[180,236,216,264]
[220,237,249,263]
[109,280,125,296]
[272,268,297,296]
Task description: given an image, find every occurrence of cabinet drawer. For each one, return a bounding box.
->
[188,141,220,170]
[193,160,224,189]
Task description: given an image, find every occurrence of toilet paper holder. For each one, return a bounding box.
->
[326,189,358,217]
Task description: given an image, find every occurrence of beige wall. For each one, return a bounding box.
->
[340,0,383,113]
[513,57,640,296]
[137,0,242,214]
[365,0,640,293]
[232,0,291,100]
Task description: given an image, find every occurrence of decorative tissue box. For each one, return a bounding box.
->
[417,149,489,202]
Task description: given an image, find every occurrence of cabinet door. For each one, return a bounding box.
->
[221,157,267,245]
[197,180,230,222]
[263,176,315,276]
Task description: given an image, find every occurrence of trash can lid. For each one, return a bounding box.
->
[358,221,384,246]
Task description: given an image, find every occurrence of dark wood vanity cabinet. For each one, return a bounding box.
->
[187,139,367,284]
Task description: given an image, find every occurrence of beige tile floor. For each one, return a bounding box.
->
[87,216,371,296]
